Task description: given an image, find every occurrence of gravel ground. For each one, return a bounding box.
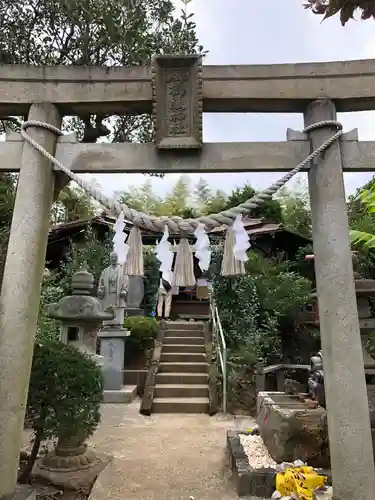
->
[238,433,277,469]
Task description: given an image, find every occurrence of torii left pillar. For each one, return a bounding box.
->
[0,103,61,499]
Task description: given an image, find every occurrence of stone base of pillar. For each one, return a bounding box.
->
[124,307,144,317]
[32,452,112,493]
[313,486,333,500]
[6,485,37,500]
[102,385,137,403]
[39,443,98,472]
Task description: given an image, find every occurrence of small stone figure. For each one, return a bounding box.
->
[284,378,306,396]
[308,350,326,408]
[98,251,129,326]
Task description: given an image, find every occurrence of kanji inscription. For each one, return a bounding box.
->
[152,55,202,150]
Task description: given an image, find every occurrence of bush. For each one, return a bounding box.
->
[142,248,160,315]
[211,249,313,411]
[21,340,103,483]
[124,316,159,351]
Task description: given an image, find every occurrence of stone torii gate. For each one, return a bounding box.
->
[1,55,375,499]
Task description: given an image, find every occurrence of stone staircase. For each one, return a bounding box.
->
[152,321,209,413]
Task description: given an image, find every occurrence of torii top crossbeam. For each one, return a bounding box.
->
[2,55,375,175]
[1,57,375,116]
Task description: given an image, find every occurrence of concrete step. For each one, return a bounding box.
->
[164,329,204,338]
[156,372,209,385]
[154,384,209,398]
[102,385,137,404]
[159,362,208,373]
[165,322,205,331]
[152,397,209,413]
[161,352,207,363]
[162,343,206,354]
[163,336,205,345]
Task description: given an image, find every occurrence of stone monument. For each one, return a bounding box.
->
[97,253,133,403]
[98,251,129,326]
[125,275,145,316]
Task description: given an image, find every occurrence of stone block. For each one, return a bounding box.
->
[152,54,202,150]
[313,486,333,500]
[33,453,112,493]
[257,392,329,468]
[13,485,36,500]
[99,336,126,372]
[102,365,123,391]
[102,386,137,404]
[226,430,276,498]
[124,307,144,317]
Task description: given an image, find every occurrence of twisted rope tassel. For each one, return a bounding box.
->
[21,120,343,234]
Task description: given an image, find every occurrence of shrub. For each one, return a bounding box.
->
[211,249,313,411]
[142,248,160,315]
[21,340,103,483]
[124,316,159,351]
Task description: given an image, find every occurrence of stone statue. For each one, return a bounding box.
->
[307,350,326,408]
[98,252,129,327]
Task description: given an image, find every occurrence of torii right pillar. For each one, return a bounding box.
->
[305,99,375,499]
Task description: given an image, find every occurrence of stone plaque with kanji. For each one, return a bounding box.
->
[152,54,202,150]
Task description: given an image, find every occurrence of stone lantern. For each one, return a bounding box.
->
[45,269,115,354]
[46,269,134,403]
[33,270,114,491]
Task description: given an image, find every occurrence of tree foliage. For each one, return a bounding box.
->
[277,182,312,237]
[117,177,284,221]
[0,0,203,140]
[51,186,97,224]
[0,173,15,285]
[211,248,312,410]
[224,184,283,223]
[0,0,204,255]
[21,339,102,482]
[304,0,375,25]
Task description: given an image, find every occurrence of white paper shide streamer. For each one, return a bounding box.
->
[112,211,129,265]
[156,225,173,284]
[232,215,250,262]
[194,222,211,271]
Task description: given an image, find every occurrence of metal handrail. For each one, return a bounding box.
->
[209,297,227,413]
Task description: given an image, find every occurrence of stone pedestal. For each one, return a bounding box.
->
[124,307,144,317]
[258,389,375,470]
[257,392,329,468]
[13,485,36,500]
[98,327,131,403]
[125,275,145,317]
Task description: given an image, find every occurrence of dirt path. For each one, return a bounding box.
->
[89,401,255,500]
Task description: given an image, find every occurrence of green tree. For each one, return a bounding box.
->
[277,182,312,237]
[162,175,192,216]
[201,189,228,215]
[51,185,97,224]
[0,0,204,280]
[118,176,197,217]
[117,180,163,215]
[0,174,16,285]
[304,0,375,25]
[21,340,102,483]
[224,184,283,223]
[194,178,212,205]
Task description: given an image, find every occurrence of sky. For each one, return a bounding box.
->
[84,0,375,199]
